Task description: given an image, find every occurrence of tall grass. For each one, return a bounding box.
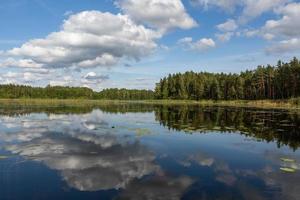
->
[0,98,299,110]
[0,99,130,107]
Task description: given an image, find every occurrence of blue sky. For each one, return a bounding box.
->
[0,0,300,91]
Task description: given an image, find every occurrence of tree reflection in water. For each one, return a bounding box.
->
[154,105,300,150]
[0,104,300,200]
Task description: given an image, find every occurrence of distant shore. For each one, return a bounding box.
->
[0,98,300,110]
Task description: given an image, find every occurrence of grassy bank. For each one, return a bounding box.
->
[0,99,129,107]
[0,98,300,110]
[143,98,300,109]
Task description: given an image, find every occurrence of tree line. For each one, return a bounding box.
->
[155,57,300,100]
[0,85,154,100]
[94,88,154,100]
[0,57,299,100]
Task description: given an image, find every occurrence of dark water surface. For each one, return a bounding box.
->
[0,104,300,200]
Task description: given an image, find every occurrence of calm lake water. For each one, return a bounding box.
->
[0,104,300,200]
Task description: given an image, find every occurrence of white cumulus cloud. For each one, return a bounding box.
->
[178,37,216,52]
[0,58,44,68]
[261,2,300,54]
[216,32,235,42]
[82,72,109,84]
[116,0,198,32]
[217,19,238,32]
[266,38,300,54]
[240,0,288,23]
[191,0,241,13]
[191,0,289,23]
[263,2,300,38]
[2,11,160,70]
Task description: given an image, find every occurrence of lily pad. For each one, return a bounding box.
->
[280,158,296,162]
[183,129,193,133]
[280,167,296,173]
[135,128,151,136]
[290,163,299,170]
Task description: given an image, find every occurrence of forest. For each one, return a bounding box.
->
[0,85,154,100]
[0,57,299,101]
[94,88,154,100]
[155,57,300,100]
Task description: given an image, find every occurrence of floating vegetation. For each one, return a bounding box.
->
[224,127,235,130]
[195,128,205,132]
[0,155,8,159]
[280,120,290,123]
[280,157,299,172]
[254,122,265,126]
[180,125,190,128]
[290,163,299,170]
[280,167,296,173]
[280,158,296,162]
[280,124,294,127]
[134,128,151,136]
[183,128,194,133]
[212,126,222,131]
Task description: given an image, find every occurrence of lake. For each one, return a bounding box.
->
[0,104,300,200]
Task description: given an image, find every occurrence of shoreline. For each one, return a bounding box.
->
[0,98,299,110]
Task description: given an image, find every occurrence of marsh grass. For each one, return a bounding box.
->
[142,98,300,109]
[0,98,300,110]
[0,99,130,107]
